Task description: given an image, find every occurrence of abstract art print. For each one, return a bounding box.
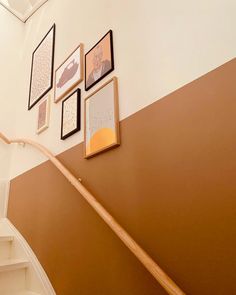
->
[85,30,114,91]
[54,44,83,103]
[28,24,55,110]
[36,94,50,134]
[61,89,81,140]
[84,77,120,158]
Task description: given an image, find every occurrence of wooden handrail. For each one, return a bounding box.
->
[0,132,186,295]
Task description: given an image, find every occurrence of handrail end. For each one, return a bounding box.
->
[0,132,11,144]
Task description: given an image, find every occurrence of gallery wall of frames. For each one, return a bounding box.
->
[29,25,120,158]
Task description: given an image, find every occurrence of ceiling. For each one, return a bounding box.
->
[0,0,48,22]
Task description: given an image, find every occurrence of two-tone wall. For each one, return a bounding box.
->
[1,0,236,294]
[2,0,236,178]
[8,59,236,294]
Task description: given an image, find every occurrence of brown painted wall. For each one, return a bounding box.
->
[8,58,236,295]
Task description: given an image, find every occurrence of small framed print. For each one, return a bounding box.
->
[61,89,81,140]
[36,95,50,134]
[84,77,120,158]
[54,44,83,103]
[85,30,114,91]
[28,24,55,110]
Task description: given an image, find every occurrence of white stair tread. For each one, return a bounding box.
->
[0,259,29,272]
[0,235,14,242]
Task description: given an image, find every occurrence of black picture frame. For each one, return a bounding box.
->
[85,30,114,91]
[61,88,81,140]
[28,24,56,110]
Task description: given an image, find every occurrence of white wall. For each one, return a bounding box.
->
[111,0,236,118]
[9,0,111,177]
[0,6,23,179]
[0,180,10,218]
[0,0,235,179]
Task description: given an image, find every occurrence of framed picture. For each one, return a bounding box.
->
[54,44,83,103]
[28,24,56,110]
[85,30,114,91]
[61,89,81,140]
[36,94,50,134]
[84,77,120,158]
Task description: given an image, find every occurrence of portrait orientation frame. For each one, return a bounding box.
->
[61,88,81,140]
[54,44,83,103]
[84,77,120,159]
[85,30,114,91]
[36,94,50,134]
[28,24,56,110]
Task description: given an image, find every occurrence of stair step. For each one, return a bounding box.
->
[0,235,14,242]
[0,259,29,272]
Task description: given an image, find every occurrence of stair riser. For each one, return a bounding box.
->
[0,241,11,260]
[0,268,26,293]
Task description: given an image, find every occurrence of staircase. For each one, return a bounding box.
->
[0,180,55,295]
[0,132,186,295]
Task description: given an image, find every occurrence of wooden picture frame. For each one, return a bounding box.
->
[84,77,120,158]
[54,44,83,103]
[28,24,55,110]
[85,30,114,91]
[61,88,81,140]
[36,94,50,134]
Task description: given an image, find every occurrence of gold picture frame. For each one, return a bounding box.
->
[54,44,83,103]
[36,94,50,134]
[84,77,120,158]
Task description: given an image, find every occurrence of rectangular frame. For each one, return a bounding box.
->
[84,77,120,158]
[85,30,114,91]
[36,94,50,134]
[28,24,56,110]
[54,44,83,103]
[61,88,81,140]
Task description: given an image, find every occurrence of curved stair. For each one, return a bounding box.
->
[0,231,41,295]
[0,180,55,295]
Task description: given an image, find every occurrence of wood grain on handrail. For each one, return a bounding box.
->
[0,132,186,295]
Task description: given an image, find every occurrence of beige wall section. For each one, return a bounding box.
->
[110,0,236,118]
[0,147,11,179]
[0,6,23,179]
[3,0,235,179]
[0,180,9,218]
